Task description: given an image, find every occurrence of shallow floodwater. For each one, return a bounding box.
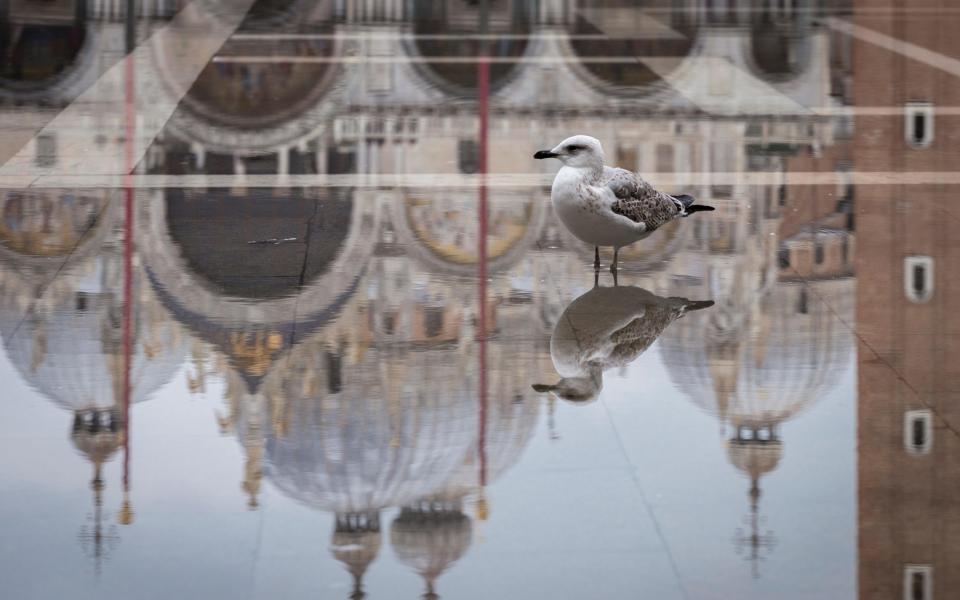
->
[0,2,957,599]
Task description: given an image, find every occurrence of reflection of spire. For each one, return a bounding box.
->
[242,437,263,509]
[733,476,776,579]
[728,425,779,578]
[546,394,559,441]
[77,463,120,575]
[72,408,124,573]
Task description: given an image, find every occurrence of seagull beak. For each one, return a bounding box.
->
[534,150,559,159]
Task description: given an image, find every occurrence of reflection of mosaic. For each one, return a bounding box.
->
[405,197,533,264]
[184,39,336,129]
[0,191,104,256]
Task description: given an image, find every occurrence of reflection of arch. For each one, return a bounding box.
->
[0,190,116,275]
[0,20,97,102]
[405,0,532,96]
[163,189,352,299]
[150,6,343,152]
[138,188,379,326]
[182,38,338,130]
[566,1,698,96]
[391,190,546,276]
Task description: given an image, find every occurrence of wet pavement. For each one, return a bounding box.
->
[0,1,957,599]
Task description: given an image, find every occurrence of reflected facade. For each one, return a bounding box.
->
[1,0,957,598]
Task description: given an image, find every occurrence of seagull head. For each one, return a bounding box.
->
[534,135,605,170]
[531,376,601,406]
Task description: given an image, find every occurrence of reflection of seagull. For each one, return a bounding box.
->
[533,285,713,404]
[534,135,713,274]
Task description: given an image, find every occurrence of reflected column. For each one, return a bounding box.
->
[475,0,491,517]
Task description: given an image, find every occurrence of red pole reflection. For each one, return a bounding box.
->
[122,43,136,499]
[477,37,490,494]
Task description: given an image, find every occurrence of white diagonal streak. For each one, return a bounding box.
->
[0,0,257,177]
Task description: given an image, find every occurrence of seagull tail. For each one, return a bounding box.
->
[683,300,715,312]
[673,194,715,217]
[683,205,715,216]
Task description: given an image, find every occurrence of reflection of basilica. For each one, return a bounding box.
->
[0,0,862,593]
[133,0,846,184]
[150,194,545,597]
[0,191,187,567]
[660,173,855,576]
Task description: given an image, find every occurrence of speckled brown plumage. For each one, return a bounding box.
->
[607,305,683,365]
[604,167,682,231]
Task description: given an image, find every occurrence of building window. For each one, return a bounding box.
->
[904,410,933,455]
[656,144,674,173]
[903,565,933,600]
[424,306,445,338]
[383,313,396,335]
[326,351,343,394]
[778,247,791,269]
[36,134,56,168]
[904,256,934,303]
[797,287,809,314]
[815,241,825,265]
[905,102,934,149]
[458,140,479,174]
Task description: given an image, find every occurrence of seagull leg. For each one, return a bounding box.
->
[594,246,600,271]
[610,248,619,274]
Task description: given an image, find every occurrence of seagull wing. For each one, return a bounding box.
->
[604,168,681,231]
[606,306,678,365]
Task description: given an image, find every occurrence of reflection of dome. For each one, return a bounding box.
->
[568,1,697,94]
[662,280,853,427]
[0,265,186,413]
[439,375,540,512]
[0,23,87,92]
[262,343,479,513]
[391,503,472,600]
[409,0,530,94]
[163,189,352,299]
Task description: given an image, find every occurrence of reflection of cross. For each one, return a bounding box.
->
[732,477,776,579]
[547,395,560,441]
[77,487,121,576]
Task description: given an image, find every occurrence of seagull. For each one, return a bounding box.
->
[534,135,714,274]
[531,285,714,405]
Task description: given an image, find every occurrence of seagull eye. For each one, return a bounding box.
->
[566,145,585,153]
